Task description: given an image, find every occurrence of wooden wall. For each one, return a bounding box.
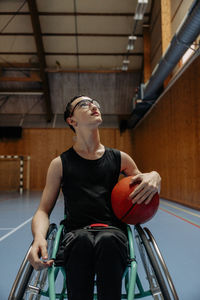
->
[131,55,200,210]
[0,159,21,190]
[1,55,199,210]
[171,0,194,36]
[150,0,162,71]
[0,128,134,191]
[150,0,194,73]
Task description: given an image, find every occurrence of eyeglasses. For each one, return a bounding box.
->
[70,99,100,116]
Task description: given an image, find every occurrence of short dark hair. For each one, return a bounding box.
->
[64,95,87,132]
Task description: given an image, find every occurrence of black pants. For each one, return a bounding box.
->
[56,227,128,300]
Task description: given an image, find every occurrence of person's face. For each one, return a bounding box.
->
[67,96,102,130]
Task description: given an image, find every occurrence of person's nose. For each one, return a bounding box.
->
[90,103,98,110]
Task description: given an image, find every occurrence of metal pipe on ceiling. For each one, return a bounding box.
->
[122,0,200,131]
[143,0,200,101]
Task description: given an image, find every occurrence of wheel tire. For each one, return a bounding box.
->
[135,224,171,300]
[8,223,57,300]
[144,227,179,300]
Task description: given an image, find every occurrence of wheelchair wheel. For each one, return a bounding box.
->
[144,227,179,300]
[134,224,176,300]
[8,223,57,300]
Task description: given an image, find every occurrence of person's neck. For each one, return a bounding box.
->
[73,128,103,155]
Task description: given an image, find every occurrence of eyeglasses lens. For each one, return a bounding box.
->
[78,100,100,109]
[71,99,100,116]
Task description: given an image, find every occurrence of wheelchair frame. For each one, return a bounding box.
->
[9,223,179,300]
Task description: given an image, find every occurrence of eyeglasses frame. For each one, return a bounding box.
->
[70,99,100,117]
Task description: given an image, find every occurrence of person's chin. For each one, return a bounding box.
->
[91,117,102,127]
[97,116,103,124]
[92,114,102,122]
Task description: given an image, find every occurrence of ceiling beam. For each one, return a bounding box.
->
[27,0,52,122]
[0,73,42,82]
[45,52,144,56]
[161,0,172,54]
[0,52,143,56]
[0,63,39,68]
[0,32,143,38]
[0,12,150,17]
[0,64,137,73]
[143,25,151,83]
[0,89,43,95]
[160,0,172,87]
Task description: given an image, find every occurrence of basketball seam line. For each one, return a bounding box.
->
[120,203,137,221]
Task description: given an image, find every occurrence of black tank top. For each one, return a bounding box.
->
[60,147,127,233]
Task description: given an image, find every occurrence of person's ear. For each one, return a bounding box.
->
[67,117,77,127]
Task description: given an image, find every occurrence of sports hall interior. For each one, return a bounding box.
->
[0,1,200,300]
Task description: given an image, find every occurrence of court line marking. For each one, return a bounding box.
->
[159,207,200,229]
[0,217,32,242]
[0,228,14,230]
[160,200,200,218]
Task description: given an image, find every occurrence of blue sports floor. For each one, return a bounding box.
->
[0,191,200,300]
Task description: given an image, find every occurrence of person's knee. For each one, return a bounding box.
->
[94,230,128,264]
[95,231,120,250]
[64,230,94,266]
[74,229,94,249]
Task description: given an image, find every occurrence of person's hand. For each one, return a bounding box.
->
[28,238,54,270]
[128,171,161,205]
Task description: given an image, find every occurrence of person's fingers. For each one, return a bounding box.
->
[40,243,48,260]
[44,259,54,268]
[136,189,153,204]
[28,244,52,270]
[130,173,142,184]
[144,190,157,205]
[129,185,146,203]
[129,184,157,204]
[36,259,54,270]
[129,179,146,199]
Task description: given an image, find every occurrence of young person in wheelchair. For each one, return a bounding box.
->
[28,95,161,300]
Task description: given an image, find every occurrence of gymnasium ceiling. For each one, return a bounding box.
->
[0,0,153,127]
[0,0,152,71]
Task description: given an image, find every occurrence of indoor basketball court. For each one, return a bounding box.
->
[0,1,200,300]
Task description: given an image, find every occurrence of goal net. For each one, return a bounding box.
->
[0,155,30,194]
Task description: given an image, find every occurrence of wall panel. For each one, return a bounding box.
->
[131,55,200,209]
[0,160,19,190]
[171,0,194,36]
[150,1,162,71]
[0,128,134,191]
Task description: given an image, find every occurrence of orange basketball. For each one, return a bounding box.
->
[111,176,159,225]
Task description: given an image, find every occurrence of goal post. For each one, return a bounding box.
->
[0,155,30,194]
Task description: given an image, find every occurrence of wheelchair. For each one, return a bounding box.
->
[9,222,179,300]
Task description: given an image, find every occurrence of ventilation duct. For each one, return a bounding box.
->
[122,0,200,131]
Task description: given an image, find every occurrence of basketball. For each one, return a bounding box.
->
[111,176,159,225]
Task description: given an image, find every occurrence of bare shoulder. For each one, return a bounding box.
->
[120,151,132,162]
[47,156,62,178]
[120,151,135,167]
[50,156,62,167]
[120,151,141,176]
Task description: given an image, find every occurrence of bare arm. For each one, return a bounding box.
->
[121,151,161,204]
[28,157,62,270]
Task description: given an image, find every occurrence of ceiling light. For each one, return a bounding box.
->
[122,64,128,71]
[128,35,137,41]
[127,44,134,51]
[123,60,130,64]
[134,0,148,20]
[127,36,137,51]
